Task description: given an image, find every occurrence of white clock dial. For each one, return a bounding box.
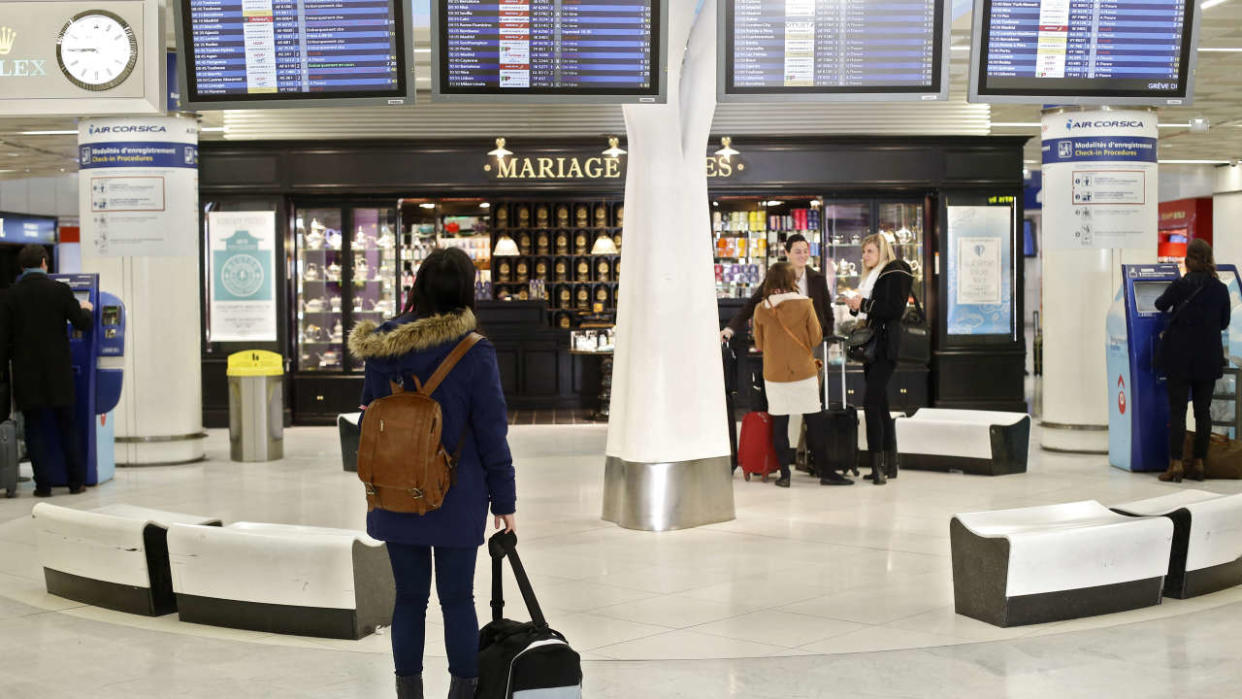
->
[56,10,138,92]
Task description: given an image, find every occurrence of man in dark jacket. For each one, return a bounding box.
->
[721,234,835,342]
[1,245,93,496]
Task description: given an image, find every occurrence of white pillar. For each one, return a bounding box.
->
[602,0,734,531]
[78,116,205,465]
[1039,108,1158,453]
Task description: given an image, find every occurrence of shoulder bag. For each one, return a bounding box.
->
[1156,281,1206,371]
[772,302,824,372]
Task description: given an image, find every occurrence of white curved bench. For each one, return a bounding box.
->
[896,408,1030,476]
[32,503,222,615]
[950,500,1173,627]
[1112,489,1242,599]
[167,522,394,639]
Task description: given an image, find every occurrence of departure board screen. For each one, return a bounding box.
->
[433,0,665,102]
[970,0,1199,104]
[720,0,949,101]
[178,0,412,107]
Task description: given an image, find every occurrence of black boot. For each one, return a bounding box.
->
[395,674,423,699]
[869,452,887,485]
[884,451,899,480]
[448,675,477,699]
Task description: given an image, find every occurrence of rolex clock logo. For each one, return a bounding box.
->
[0,24,48,77]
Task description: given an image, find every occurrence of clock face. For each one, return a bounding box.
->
[56,10,138,92]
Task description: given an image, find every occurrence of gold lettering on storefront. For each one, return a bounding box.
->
[488,155,737,179]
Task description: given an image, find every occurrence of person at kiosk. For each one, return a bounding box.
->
[1155,240,1231,483]
[0,245,93,495]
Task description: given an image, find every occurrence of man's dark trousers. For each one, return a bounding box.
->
[22,406,85,491]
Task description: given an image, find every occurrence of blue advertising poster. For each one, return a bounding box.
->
[946,205,1013,336]
[207,211,277,342]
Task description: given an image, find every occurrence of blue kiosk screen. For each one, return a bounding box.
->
[183,0,407,102]
[978,0,1195,99]
[439,0,660,96]
[725,0,945,94]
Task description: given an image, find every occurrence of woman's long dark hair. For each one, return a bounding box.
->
[1185,239,1218,279]
[402,247,477,316]
[761,262,797,298]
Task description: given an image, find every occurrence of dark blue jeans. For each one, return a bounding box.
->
[387,543,479,679]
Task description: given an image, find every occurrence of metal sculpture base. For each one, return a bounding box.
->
[602,455,735,532]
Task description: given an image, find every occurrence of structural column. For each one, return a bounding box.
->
[78,116,205,465]
[602,0,734,531]
[1039,108,1158,453]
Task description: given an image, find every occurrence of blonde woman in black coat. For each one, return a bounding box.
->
[845,233,913,485]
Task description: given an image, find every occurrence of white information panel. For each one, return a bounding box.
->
[79,116,198,258]
[208,211,278,343]
[1040,109,1158,250]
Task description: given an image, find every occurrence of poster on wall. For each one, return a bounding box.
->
[79,116,198,257]
[1041,109,1158,250]
[207,211,277,343]
[946,205,1013,336]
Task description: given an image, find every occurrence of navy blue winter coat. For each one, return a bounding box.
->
[1155,271,1231,382]
[348,309,516,549]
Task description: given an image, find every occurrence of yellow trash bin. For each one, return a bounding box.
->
[226,351,284,462]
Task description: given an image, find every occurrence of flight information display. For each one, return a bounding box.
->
[721,0,948,101]
[178,0,411,107]
[970,0,1199,104]
[434,0,664,102]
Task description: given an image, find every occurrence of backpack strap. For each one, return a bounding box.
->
[418,332,484,397]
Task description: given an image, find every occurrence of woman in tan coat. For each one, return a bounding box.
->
[754,262,853,487]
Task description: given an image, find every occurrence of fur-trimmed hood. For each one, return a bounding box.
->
[348,309,478,359]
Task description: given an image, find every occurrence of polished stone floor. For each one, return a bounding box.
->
[1,423,1240,697]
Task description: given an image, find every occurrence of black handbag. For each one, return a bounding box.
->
[478,531,582,699]
[846,324,878,364]
[900,290,930,364]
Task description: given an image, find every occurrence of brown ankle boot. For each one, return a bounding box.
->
[1188,458,1206,482]
[1158,459,1184,483]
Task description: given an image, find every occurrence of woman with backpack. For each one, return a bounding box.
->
[1155,239,1232,482]
[349,247,516,699]
[845,233,913,485]
[752,262,853,488]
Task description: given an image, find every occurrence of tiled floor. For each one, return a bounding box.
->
[1,423,1241,696]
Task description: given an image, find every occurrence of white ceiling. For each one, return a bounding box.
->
[3,4,1242,180]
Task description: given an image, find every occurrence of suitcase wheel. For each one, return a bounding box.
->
[743,472,751,482]
[761,474,769,483]
[4,489,14,499]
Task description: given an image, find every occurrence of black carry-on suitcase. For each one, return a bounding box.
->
[723,341,739,472]
[817,338,860,479]
[478,531,582,699]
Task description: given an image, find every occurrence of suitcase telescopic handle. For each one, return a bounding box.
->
[488,531,548,629]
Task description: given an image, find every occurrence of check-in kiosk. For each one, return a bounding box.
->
[35,274,126,486]
[1107,264,1182,472]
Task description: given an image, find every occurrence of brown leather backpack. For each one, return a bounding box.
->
[357,332,483,514]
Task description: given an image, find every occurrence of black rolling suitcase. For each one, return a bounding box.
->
[722,341,739,471]
[817,338,860,479]
[478,531,582,699]
[1,377,16,498]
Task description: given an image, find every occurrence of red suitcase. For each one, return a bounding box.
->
[738,411,780,481]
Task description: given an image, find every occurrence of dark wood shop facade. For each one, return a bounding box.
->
[198,136,1027,427]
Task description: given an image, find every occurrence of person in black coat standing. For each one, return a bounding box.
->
[1154,239,1231,482]
[846,233,914,485]
[0,245,93,496]
[721,234,835,343]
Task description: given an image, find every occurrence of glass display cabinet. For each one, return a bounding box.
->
[295,207,345,372]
